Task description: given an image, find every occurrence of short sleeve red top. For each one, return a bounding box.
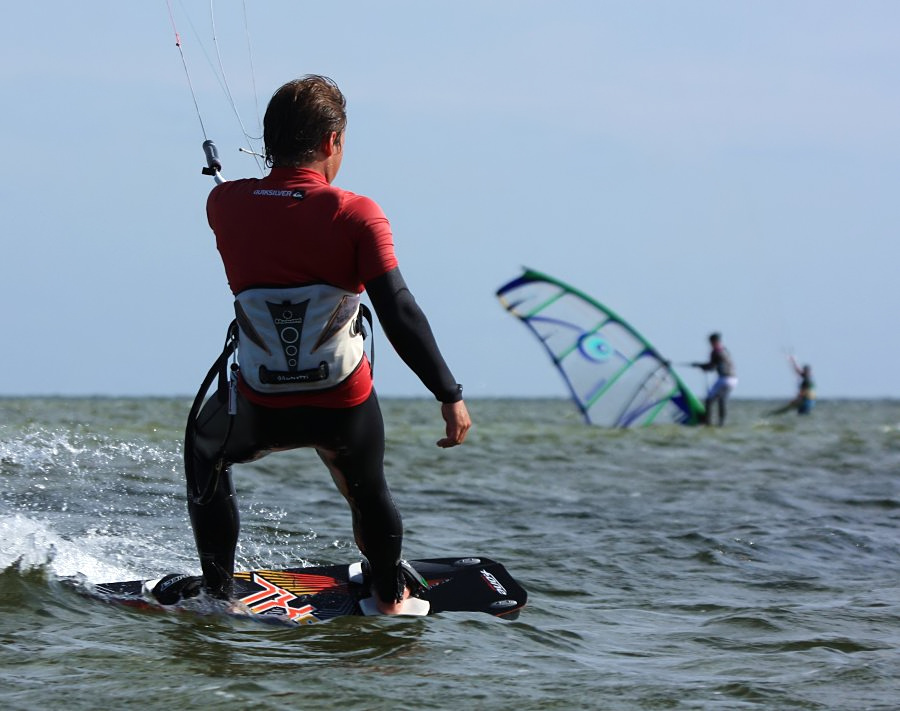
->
[206,167,399,408]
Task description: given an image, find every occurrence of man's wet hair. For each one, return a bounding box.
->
[263,75,347,167]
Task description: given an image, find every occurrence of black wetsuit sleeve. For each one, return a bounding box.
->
[365,267,462,403]
[694,351,716,371]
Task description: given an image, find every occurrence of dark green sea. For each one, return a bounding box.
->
[1,397,898,710]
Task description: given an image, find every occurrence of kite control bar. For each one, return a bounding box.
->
[202,139,225,184]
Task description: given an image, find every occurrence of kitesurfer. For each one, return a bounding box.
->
[769,355,815,416]
[692,332,737,426]
[183,75,470,614]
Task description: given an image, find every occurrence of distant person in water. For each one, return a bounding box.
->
[770,355,815,416]
[692,332,737,426]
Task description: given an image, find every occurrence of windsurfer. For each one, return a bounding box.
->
[692,332,737,426]
[183,75,471,614]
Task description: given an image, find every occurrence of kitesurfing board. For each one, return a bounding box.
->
[90,556,526,625]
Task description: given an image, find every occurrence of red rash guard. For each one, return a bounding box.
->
[207,167,399,408]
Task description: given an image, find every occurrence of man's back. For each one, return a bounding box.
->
[208,167,396,295]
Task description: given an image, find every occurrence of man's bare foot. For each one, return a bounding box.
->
[373,585,411,615]
[359,587,429,616]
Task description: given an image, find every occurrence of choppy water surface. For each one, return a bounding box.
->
[1,397,899,709]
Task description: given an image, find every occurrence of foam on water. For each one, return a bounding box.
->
[0,513,137,581]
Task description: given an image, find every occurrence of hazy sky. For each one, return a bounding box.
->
[2,2,897,400]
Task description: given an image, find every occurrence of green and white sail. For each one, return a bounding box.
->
[497,268,704,427]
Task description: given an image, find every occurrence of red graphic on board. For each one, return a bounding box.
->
[238,572,336,623]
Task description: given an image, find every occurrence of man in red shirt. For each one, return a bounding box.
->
[183,75,470,614]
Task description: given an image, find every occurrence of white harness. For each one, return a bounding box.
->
[234,284,366,394]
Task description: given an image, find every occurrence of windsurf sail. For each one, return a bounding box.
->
[496,268,704,427]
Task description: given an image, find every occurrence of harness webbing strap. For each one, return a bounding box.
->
[184,320,238,505]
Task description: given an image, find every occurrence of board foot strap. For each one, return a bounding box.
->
[358,595,430,617]
[143,573,203,605]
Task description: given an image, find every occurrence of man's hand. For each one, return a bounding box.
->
[437,400,471,448]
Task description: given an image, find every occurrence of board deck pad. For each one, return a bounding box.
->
[92,557,526,625]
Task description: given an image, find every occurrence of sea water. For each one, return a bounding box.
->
[1,397,898,710]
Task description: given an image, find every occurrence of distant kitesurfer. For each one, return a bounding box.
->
[182,75,470,614]
[692,332,737,426]
[769,355,815,416]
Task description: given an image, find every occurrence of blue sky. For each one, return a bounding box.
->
[1,2,897,399]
